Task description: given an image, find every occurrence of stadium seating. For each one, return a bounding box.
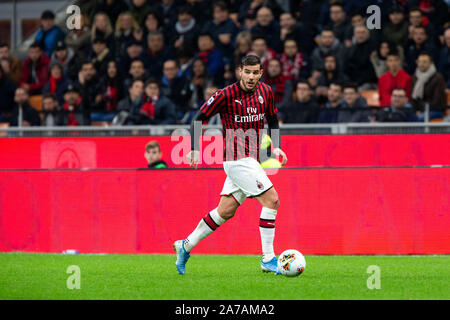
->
[360,90,380,107]
[29,95,43,112]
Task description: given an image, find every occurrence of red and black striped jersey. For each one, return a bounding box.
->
[200,81,278,162]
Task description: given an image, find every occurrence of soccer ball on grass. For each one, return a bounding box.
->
[277,249,306,277]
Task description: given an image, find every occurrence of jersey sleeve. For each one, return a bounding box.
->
[200,89,226,117]
[266,86,278,117]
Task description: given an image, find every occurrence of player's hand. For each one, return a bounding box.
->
[187,150,200,169]
[272,148,288,166]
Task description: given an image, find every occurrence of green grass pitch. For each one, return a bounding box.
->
[0,253,448,300]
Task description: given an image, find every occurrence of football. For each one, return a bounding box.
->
[277,249,306,277]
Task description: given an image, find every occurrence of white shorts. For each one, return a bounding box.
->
[220,157,273,205]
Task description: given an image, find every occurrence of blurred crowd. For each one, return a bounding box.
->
[0,0,449,127]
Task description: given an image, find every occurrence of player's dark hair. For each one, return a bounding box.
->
[146,140,161,152]
[240,55,261,69]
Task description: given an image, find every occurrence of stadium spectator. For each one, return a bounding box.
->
[140,78,176,125]
[65,13,91,61]
[98,60,124,118]
[248,35,277,72]
[76,61,103,123]
[407,7,434,41]
[153,0,180,27]
[326,3,352,46]
[232,31,252,70]
[438,28,450,88]
[282,80,320,123]
[129,0,152,26]
[117,38,144,76]
[338,83,371,123]
[184,0,213,29]
[0,65,17,122]
[316,54,349,101]
[382,6,409,47]
[91,0,130,26]
[87,36,114,76]
[34,10,65,57]
[144,140,168,169]
[239,11,258,32]
[123,59,147,95]
[310,29,345,79]
[318,82,345,123]
[115,79,145,124]
[168,5,200,51]
[90,12,116,54]
[264,59,293,110]
[9,87,41,127]
[278,12,314,55]
[411,53,447,120]
[141,11,164,47]
[114,11,141,56]
[195,32,225,78]
[0,43,21,85]
[41,93,60,126]
[20,42,50,95]
[279,38,310,83]
[370,41,390,79]
[237,0,265,24]
[202,1,238,58]
[176,46,196,79]
[344,25,378,90]
[50,41,80,82]
[142,31,172,79]
[404,25,439,74]
[42,62,69,105]
[59,83,85,126]
[346,11,366,47]
[375,88,417,122]
[378,51,412,107]
[160,59,192,123]
[251,7,281,52]
[188,59,215,111]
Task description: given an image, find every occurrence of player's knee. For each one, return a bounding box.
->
[218,207,236,220]
[271,197,280,210]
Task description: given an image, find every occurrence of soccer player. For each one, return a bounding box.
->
[173,54,287,275]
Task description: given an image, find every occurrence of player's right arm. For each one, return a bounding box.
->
[187,89,226,168]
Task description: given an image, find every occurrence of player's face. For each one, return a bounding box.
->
[239,64,263,91]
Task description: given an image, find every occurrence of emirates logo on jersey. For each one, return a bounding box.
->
[234,113,265,123]
[256,180,264,190]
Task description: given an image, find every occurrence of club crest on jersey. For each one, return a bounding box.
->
[256,180,264,190]
[258,95,264,104]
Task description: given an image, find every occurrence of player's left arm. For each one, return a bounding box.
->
[266,87,287,166]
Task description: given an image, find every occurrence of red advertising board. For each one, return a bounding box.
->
[0,168,448,254]
[0,134,449,169]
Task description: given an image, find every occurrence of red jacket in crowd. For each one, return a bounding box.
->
[378,69,411,107]
[20,53,50,94]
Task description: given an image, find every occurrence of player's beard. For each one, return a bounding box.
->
[241,78,258,92]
